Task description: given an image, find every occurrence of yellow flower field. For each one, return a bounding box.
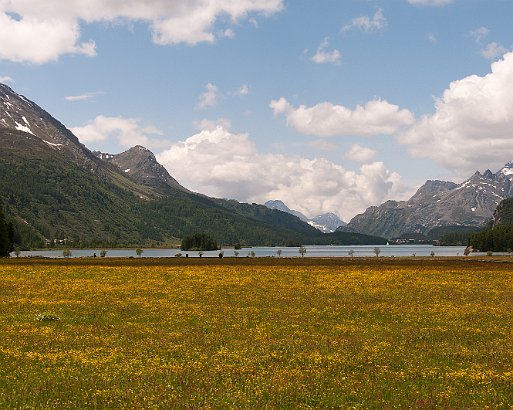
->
[1,257,513,408]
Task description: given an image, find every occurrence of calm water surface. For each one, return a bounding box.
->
[12,245,478,258]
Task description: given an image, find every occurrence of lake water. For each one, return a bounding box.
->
[11,245,478,258]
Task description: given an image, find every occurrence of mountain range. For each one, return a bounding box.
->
[346,166,513,239]
[264,200,345,233]
[0,83,384,248]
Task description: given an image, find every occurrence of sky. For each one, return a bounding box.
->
[1,0,513,222]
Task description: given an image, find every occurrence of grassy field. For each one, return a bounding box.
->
[1,257,513,408]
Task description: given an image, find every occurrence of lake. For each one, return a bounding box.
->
[11,245,478,258]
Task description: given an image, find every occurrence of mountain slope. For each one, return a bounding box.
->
[347,168,513,239]
[0,83,384,247]
[94,146,188,194]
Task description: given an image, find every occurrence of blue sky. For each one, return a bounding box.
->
[1,0,513,220]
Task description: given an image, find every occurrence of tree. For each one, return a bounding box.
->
[181,233,219,251]
[62,249,72,258]
[348,249,354,257]
[136,248,143,257]
[0,204,11,257]
[7,222,14,252]
[373,247,381,257]
[100,250,107,257]
[299,245,306,257]
[277,249,282,257]
[234,250,239,257]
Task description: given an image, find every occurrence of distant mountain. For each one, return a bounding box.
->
[264,200,345,233]
[347,167,513,239]
[309,213,347,233]
[264,200,309,221]
[0,83,381,248]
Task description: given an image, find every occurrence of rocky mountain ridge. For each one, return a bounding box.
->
[347,166,513,239]
[0,83,104,174]
[94,146,188,194]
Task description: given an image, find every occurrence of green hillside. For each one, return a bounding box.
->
[1,129,384,248]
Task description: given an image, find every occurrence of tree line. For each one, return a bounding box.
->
[468,222,513,252]
[181,233,219,251]
[0,200,14,256]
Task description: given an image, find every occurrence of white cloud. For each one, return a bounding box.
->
[425,32,437,44]
[223,28,235,39]
[341,8,387,33]
[310,139,338,151]
[0,0,283,63]
[71,115,167,148]
[469,26,490,44]
[194,118,232,131]
[0,13,96,63]
[234,84,250,96]
[407,0,453,6]
[0,75,14,83]
[481,42,509,60]
[156,125,407,220]
[270,97,415,137]
[65,91,104,102]
[345,144,377,163]
[398,51,513,177]
[310,38,342,65]
[197,83,220,109]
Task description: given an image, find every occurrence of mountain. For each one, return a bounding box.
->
[264,200,309,222]
[94,146,187,194]
[347,167,513,239]
[264,200,345,233]
[0,83,382,248]
[309,213,347,233]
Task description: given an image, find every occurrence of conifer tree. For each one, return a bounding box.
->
[0,203,11,257]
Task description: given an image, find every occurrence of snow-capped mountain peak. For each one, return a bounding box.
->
[499,162,513,177]
[264,200,345,233]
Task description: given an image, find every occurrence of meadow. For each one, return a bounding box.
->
[1,257,513,408]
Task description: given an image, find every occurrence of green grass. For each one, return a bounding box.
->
[1,258,513,408]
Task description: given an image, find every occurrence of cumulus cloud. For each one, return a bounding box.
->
[0,12,96,63]
[197,83,220,109]
[310,38,342,65]
[156,125,407,220]
[0,0,283,63]
[71,115,167,148]
[341,8,387,33]
[65,91,104,102]
[407,0,453,6]
[270,97,415,137]
[398,51,513,177]
[345,144,377,163]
